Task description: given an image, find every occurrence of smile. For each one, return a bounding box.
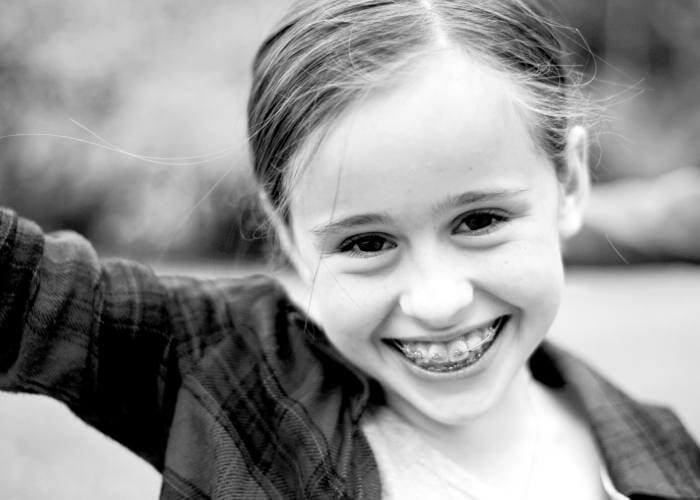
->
[386,316,509,373]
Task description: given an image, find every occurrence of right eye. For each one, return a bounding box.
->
[338,234,397,257]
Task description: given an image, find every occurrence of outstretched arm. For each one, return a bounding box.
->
[0,208,181,470]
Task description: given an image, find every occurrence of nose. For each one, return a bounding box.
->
[398,254,474,330]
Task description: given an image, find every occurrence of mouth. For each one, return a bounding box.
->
[384,316,510,374]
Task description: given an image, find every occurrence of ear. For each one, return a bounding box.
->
[557,125,590,239]
[258,191,314,283]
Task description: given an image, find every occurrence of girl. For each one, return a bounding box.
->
[1,0,699,498]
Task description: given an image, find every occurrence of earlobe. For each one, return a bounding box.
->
[558,125,590,239]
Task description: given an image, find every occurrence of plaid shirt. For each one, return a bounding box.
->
[1,208,700,499]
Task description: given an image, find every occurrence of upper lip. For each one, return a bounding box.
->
[384,316,506,344]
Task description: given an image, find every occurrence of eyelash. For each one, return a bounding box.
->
[337,233,397,258]
[453,209,509,235]
[335,210,510,257]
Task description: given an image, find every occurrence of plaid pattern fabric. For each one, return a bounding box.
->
[1,208,699,499]
[530,346,700,499]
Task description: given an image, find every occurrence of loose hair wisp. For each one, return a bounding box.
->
[248,0,587,221]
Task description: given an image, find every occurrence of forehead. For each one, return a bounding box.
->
[288,49,551,226]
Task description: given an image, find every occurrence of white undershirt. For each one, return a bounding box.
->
[361,405,629,500]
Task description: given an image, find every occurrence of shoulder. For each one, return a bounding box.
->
[531,342,700,499]
[162,272,288,327]
[160,272,296,367]
[170,270,370,426]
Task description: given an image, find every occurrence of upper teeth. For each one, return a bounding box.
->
[394,318,501,364]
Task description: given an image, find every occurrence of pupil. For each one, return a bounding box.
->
[358,238,384,252]
[466,214,493,230]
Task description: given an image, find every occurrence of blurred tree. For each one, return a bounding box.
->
[552,0,700,181]
[1,0,698,260]
[0,0,284,259]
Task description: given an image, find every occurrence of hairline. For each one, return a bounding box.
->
[280,43,560,224]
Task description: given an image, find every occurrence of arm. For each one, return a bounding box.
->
[0,208,181,470]
[564,166,700,265]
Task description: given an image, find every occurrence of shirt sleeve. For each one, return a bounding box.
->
[0,207,185,470]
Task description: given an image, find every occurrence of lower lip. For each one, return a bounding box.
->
[389,317,509,381]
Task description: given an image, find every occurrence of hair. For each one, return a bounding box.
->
[247,0,588,222]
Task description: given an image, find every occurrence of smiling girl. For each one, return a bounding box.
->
[1,0,699,499]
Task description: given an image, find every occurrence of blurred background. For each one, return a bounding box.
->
[1,0,699,498]
[2,0,700,262]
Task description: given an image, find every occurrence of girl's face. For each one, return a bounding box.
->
[285,50,587,426]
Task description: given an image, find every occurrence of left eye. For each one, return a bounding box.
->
[455,211,507,234]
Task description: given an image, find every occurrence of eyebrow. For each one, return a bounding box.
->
[311,213,391,237]
[310,189,527,237]
[430,188,527,214]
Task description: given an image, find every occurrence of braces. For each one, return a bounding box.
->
[395,316,503,357]
[392,316,507,369]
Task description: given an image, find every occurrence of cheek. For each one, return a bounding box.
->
[491,233,565,327]
[306,268,397,349]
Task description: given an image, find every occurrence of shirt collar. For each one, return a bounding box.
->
[531,342,700,500]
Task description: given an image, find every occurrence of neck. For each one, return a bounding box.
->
[389,367,541,483]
